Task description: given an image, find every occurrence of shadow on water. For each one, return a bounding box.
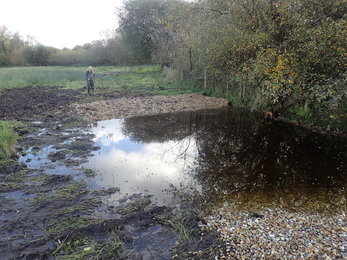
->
[85,108,347,214]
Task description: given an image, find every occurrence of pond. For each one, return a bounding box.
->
[84,108,347,214]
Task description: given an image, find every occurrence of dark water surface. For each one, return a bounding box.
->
[84,108,347,214]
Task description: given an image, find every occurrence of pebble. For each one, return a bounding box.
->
[201,205,347,259]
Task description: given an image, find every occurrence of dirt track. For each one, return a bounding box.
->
[0,86,227,259]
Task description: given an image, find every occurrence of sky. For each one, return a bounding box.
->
[0,0,124,49]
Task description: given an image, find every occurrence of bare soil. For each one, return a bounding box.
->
[0,86,229,260]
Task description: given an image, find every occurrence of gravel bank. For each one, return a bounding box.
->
[203,205,347,259]
[70,93,230,121]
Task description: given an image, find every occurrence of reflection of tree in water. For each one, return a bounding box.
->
[121,110,205,168]
[122,111,201,143]
[193,112,347,212]
[121,109,347,212]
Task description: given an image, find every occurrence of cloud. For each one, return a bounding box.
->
[84,122,199,205]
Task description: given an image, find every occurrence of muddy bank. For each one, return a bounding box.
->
[0,86,222,259]
[0,86,79,120]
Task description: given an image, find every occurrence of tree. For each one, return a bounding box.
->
[23,44,53,66]
[164,0,347,111]
[116,0,181,64]
[0,25,10,54]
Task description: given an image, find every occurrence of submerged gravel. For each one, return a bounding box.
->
[203,205,347,259]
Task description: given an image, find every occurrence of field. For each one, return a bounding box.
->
[0,65,191,94]
[0,65,221,259]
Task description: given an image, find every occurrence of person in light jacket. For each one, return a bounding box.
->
[85,66,95,95]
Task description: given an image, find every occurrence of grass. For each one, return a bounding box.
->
[0,66,85,90]
[78,166,97,177]
[0,65,194,94]
[53,231,125,259]
[0,120,23,161]
[32,182,88,203]
[157,213,192,240]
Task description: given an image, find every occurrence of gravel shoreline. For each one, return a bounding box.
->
[70,93,230,121]
[203,205,347,259]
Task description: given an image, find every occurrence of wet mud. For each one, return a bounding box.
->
[0,86,219,259]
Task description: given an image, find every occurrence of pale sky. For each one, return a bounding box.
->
[0,0,123,49]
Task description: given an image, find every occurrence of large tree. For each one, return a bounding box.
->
[116,0,182,64]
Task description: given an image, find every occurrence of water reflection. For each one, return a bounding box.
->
[84,117,200,206]
[85,109,347,213]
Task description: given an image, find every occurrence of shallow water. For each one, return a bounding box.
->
[84,117,200,206]
[84,109,347,213]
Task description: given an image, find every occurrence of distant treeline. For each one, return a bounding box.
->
[0,25,129,67]
[1,0,347,113]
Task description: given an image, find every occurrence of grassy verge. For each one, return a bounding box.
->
[0,120,23,165]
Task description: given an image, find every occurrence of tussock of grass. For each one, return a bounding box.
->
[0,120,22,160]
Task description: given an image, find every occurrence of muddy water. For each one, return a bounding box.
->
[84,109,347,214]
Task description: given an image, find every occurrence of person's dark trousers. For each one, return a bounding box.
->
[87,80,94,95]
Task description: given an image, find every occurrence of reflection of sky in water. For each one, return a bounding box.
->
[84,119,199,206]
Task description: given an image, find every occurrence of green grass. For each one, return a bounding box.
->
[0,65,195,95]
[157,213,192,240]
[31,182,87,204]
[53,231,125,259]
[0,66,85,90]
[0,120,22,161]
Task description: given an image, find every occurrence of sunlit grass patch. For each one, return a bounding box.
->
[132,64,161,74]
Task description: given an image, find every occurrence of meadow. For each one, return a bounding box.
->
[0,66,84,90]
[0,65,192,94]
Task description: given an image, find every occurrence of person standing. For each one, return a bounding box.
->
[85,66,95,95]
